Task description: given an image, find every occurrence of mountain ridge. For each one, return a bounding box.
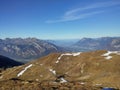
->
[0,50,120,89]
[72,37,120,51]
[0,38,64,62]
[0,37,120,63]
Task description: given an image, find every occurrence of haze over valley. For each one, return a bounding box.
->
[0,37,120,63]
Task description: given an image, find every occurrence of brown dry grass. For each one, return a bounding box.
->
[0,50,120,89]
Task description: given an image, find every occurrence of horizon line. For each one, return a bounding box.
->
[0,36,120,40]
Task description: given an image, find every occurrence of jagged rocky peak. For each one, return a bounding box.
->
[0,38,63,62]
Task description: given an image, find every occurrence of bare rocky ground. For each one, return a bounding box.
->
[0,79,102,90]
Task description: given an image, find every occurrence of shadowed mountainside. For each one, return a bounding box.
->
[0,55,23,69]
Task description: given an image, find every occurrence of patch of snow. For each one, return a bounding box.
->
[72,52,81,56]
[102,51,119,60]
[80,82,85,85]
[55,60,59,63]
[96,84,102,86]
[56,52,81,63]
[105,56,112,59]
[17,64,33,77]
[102,51,114,56]
[102,51,119,56]
[60,77,67,83]
[49,69,56,75]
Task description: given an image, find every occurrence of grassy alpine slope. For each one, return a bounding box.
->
[0,50,120,90]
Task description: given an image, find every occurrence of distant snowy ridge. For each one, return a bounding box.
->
[17,64,33,77]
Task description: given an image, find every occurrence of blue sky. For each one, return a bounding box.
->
[0,0,120,39]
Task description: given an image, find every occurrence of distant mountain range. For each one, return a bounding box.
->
[48,37,120,51]
[0,38,63,62]
[0,50,120,89]
[73,37,120,51]
[0,37,119,62]
[0,55,23,69]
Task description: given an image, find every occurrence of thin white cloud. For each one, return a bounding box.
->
[65,1,120,16]
[46,11,104,23]
[46,1,120,23]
